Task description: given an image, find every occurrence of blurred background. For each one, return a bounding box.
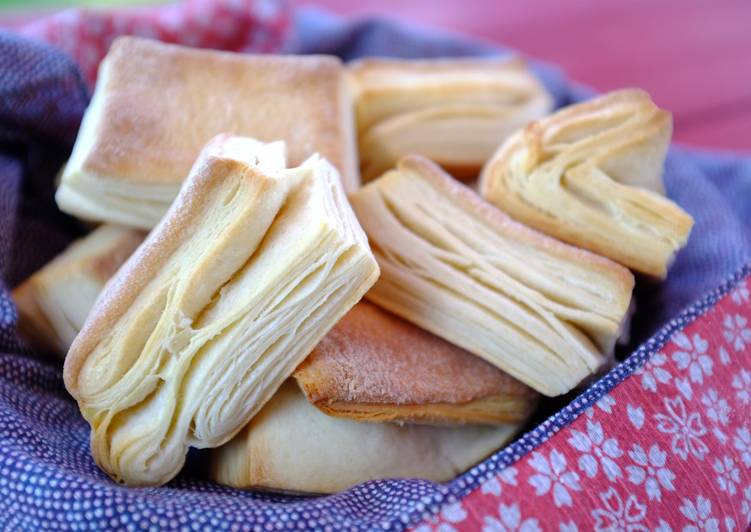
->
[2,0,749,150]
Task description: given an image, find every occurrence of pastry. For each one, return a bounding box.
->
[63,135,379,486]
[12,225,145,356]
[57,36,358,229]
[349,57,552,181]
[210,380,521,494]
[294,300,537,424]
[349,155,634,396]
[480,89,693,278]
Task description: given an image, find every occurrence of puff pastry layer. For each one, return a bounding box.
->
[349,155,634,396]
[210,380,520,494]
[294,301,537,424]
[349,57,552,181]
[13,225,145,356]
[57,37,358,229]
[63,135,379,486]
[480,89,693,278]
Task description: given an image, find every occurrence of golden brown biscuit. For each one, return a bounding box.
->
[57,37,358,229]
[349,57,552,181]
[294,301,537,424]
[63,135,378,486]
[480,89,693,278]
[349,155,634,397]
[13,225,145,356]
[210,380,521,494]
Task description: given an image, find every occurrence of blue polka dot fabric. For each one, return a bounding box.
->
[1,10,751,530]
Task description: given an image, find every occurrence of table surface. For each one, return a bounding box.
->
[293,0,751,152]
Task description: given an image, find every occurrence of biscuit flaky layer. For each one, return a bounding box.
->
[57,36,358,229]
[12,225,146,356]
[480,89,694,278]
[349,155,634,397]
[348,56,553,181]
[294,300,537,424]
[63,135,379,486]
[209,380,520,494]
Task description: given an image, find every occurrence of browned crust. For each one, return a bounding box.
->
[63,141,259,397]
[80,36,355,189]
[397,155,636,294]
[293,301,536,424]
[310,395,537,425]
[438,161,481,181]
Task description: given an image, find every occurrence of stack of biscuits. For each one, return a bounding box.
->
[13,37,693,493]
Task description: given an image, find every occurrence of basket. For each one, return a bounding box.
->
[1,1,750,529]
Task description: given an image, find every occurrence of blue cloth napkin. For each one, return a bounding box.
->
[0,8,749,530]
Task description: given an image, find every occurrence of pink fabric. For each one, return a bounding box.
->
[18,0,290,86]
[414,276,751,531]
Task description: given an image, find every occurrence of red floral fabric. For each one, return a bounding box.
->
[414,275,751,531]
[18,0,290,86]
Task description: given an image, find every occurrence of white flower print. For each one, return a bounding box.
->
[559,522,578,532]
[701,388,731,446]
[627,404,645,429]
[625,444,676,501]
[734,426,751,467]
[440,503,467,525]
[585,395,616,418]
[671,332,712,384]
[679,495,718,531]
[723,314,751,351]
[724,517,736,531]
[701,389,731,426]
[415,502,467,532]
[714,456,741,495]
[634,352,672,392]
[741,485,751,524]
[568,419,623,481]
[675,377,694,400]
[711,426,729,446]
[481,467,518,496]
[482,503,540,532]
[590,487,648,532]
[732,369,751,405]
[719,346,731,366]
[655,520,673,532]
[527,449,582,507]
[731,284,750,305]
[654,396,709,461]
